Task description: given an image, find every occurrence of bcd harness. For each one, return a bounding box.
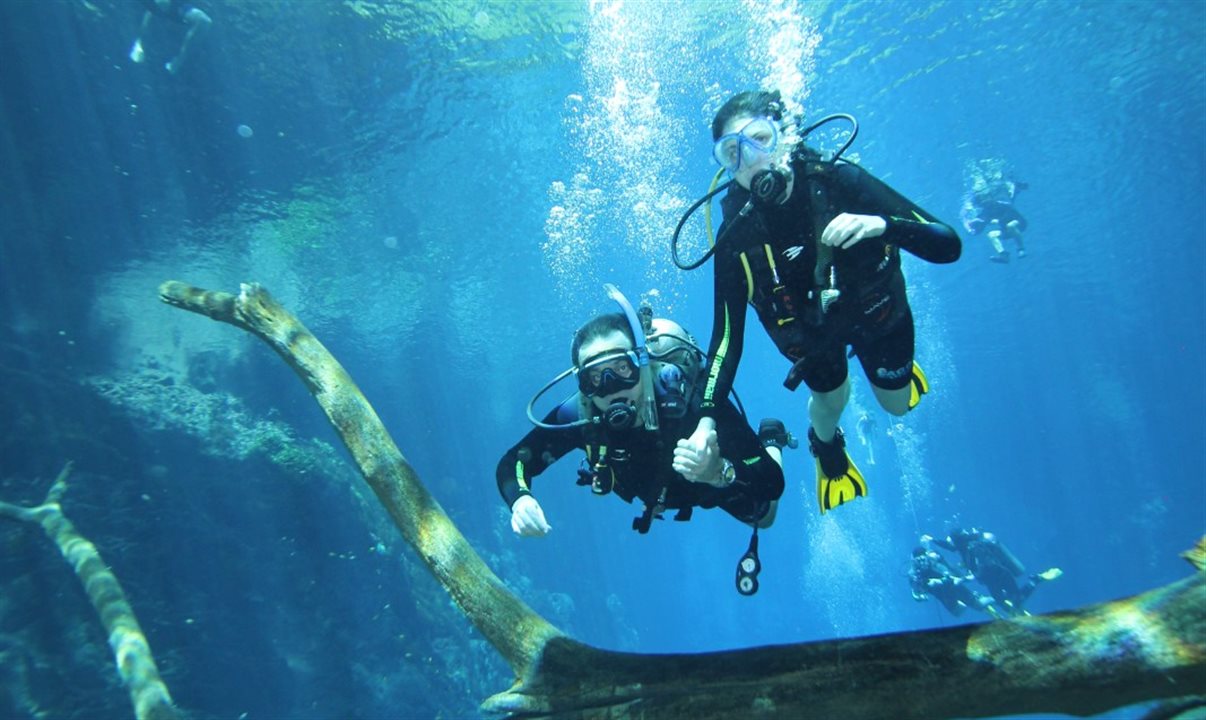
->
[576,382,697,534]
[728,159,908,386]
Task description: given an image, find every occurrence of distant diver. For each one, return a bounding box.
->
[960,159,1029,263]
[496,284,790,595]
[673,89,961,517]
[923,527,1062,616]
[129,0,212,75]
[908,546,998,618]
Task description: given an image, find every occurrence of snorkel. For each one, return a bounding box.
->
[604,283,659,432]
[525,284,661,432]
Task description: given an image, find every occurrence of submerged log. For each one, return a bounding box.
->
[0,462,178,720]
[160,281,1206,719]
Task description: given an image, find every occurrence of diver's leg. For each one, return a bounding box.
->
[808,378,850,442]
[752,443,782,529]
[871,383,910,416]
[129,11,153,62]
[861,316,915,417]
[166,7,212,74]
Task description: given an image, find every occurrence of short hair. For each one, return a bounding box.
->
[570,313,635,367]
[711,89,784,141]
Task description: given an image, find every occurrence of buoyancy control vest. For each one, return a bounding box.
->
[721,153,910,361]
[571,318,708,532]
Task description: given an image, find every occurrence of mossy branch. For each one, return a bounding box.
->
[160,280,1206,719]
[0,462,178,720]
[158,280,563,679]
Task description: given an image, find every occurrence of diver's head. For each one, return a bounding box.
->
[711,90,791,193]
[572,313,644,426]
[646,318,700,377]
[912,546,927,558]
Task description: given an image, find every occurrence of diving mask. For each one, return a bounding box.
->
[713,117,779,173]
[576,350,640,398]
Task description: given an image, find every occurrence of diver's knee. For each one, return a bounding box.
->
[876,385,911,416]
[185,8,212,25]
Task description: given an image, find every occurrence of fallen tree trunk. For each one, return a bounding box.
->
[0,462,178,720]
[159,280,1206,719]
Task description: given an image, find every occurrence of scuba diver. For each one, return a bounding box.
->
[129,0,212,75]
[960,160,1029,263]
[855,411,877,466]
[675,89,961,516]
[922,528,1062,617]
[495,285,789,595]
[908,546,998,618]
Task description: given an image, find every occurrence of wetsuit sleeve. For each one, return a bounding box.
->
[714,401,784,502]
[837,164,962,264]
[495,410,581,509]
[699,221,751,417]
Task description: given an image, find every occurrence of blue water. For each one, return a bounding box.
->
[0,1,1203,718]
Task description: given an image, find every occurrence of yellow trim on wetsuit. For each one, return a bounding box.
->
[514,460,529,493]
[738,253,755,303]
[703,304,732,407]
[762,244,781,284]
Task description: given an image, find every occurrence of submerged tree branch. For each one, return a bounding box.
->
[160,280,1206,719]
[0,462,178,720]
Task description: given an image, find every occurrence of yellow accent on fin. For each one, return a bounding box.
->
[816,452,868,515]
[908,362,930,410]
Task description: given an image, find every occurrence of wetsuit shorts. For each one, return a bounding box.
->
[788,306,915,394]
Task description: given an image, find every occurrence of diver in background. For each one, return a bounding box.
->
[682,89,962,517]
[496,287,789,594]
[923,527,1062,616]
[855,411,877,465]
[960,160,1029,263]
[129,0,212,75]
[908,546,998,618]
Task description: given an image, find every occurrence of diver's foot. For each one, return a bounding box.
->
[1017,249,1027,259]
[990,252,1010,264]
[165,60,179,75]
[129,41,145,63]
[809,427,850,479]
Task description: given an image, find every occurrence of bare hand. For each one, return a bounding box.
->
[673,426,723,485]
[821,213,887,249]
[510,494,551,537]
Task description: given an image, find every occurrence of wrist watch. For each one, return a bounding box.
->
[717,458,737,487]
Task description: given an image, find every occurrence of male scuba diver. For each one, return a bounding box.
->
[496,285,789,594]
[908,546,998,618]
[676,89,961,516]
[922,528,1062,617]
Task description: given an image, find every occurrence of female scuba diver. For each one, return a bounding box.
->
[674,90,962,516]
[495,285,788,595]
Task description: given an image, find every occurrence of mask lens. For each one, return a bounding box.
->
[712,117,779,172]
[577,351,640,397]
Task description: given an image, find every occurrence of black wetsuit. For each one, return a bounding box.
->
[909,551,988,617]
[701,153,961,411]
[496,397,784,530]
[137,0,194,24]
[935,529,1034,610]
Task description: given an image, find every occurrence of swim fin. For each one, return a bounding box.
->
[809,427,867,514]
[908,362,929,411]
